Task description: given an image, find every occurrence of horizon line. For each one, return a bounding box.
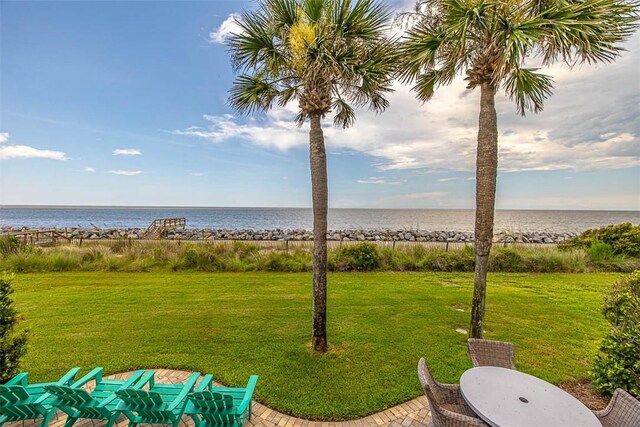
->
[0,204,638,212]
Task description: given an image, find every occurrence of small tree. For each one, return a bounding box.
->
[398,0,639,338]
[592,270,640,398]
[0,274,29,382]
[228,0,396,352]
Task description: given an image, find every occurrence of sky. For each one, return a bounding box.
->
[1,0,639,210]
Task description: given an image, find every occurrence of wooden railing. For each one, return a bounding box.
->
[3,229,72,246]
[143,218,186,239]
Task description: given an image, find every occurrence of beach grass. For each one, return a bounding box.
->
[2,239,637,273]
[14,271,617,420]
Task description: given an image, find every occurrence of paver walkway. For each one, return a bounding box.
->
[8,369,431,427]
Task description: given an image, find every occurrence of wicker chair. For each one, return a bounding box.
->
[594,388,640,427]
[467,338,516,370]
[417,358,488,427]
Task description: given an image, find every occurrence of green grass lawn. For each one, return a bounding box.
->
[13,272,618,420]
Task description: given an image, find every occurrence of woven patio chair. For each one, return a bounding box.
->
[467,339,516,370]
[594,388,640,427]
[417,358,488,427]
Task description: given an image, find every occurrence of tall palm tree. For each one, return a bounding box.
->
[399,0,638,338]
[228,0,395,352]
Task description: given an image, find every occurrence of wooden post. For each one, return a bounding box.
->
[445,241,449,252]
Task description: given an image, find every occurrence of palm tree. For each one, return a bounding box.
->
[398,0,638,338]
[228,0,395,352]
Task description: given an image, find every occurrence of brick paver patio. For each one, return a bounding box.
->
[7,369,431,427]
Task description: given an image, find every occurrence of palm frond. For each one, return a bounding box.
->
[229,0,395,128]
[229,10,278,71]
[398,0,637,113]
[304,0,326,23]
[397,22,446,83]
[341,0,391,40]
[503,67,554,115]
[536,0,639,65]
[266,0,299,30]
[332,97,356,128]
[412,69,444,102]
[228,74,281,114]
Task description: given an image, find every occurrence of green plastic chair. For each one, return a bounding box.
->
[115,371,200,427]
[185,375,258,427]
[0,367,80,427]
[45,367,146,427]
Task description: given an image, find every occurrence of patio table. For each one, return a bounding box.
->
[460,366,601,427]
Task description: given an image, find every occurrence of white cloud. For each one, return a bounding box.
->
[210,13,242,44]
[0,145,68,160]
[113,148,142,156]
[173,110,307,151]
[176,35,639,174]
[107,170,143,176]
[0,133,9,143]
[82,167,96,173]
[190,172,204,176]
[357,176,403,185]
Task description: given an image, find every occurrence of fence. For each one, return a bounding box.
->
[51,237,557,252]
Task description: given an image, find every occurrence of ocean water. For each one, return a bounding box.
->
[0,206,638,233]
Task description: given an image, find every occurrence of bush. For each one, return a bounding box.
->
[489,248,524,272]
[591,270,640,398]
[0,274,29,382]
[0,236,26,256]
[588,242,616,262]
[378,246,416,271]
[560,223,640,257]
[262,250,312,272]
[424,250,475,272]
[232,241,260,258]
[333,243,380,271]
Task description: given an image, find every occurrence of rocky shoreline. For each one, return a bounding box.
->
[2,227,578,244]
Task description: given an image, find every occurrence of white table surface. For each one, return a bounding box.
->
[460,367,601,427]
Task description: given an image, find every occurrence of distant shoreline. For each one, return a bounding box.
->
[1,205,638,213]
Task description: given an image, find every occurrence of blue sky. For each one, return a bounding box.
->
[1,0,639,210]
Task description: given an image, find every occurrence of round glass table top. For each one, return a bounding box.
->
[460,367,601,427]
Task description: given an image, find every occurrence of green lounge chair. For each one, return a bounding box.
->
[45,367,146,427]
[0,367,81,427]
[185,375,258,427]
[115,370,200,427]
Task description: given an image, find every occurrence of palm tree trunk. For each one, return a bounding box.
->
[309,112,328,353]
[470,81,498,339]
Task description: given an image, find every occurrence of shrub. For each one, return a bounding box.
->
[0,236,26,256]
[418,249,474,272]
[183,248,200,269]
[109,239,128,254]
[489,248,524,272]
[591,270,640,398]
[515,247,587,273]
[232,241,260,259]
[588,242,616,262]
[334,243,380,271]
[0,274,29,382]
[378,246,416,271]
[560,223,640,257]
[262,250,312,272]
